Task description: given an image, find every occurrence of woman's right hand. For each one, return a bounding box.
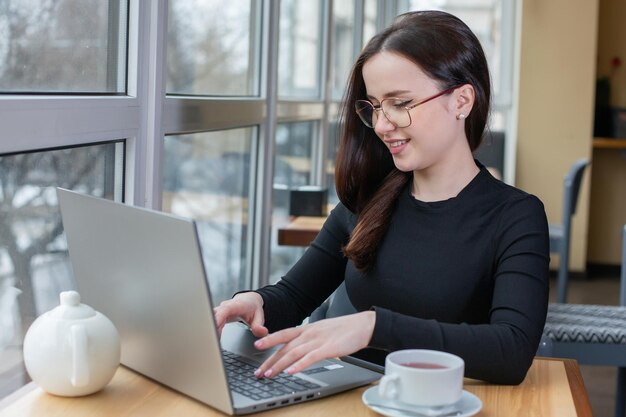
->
[213,292,268,338]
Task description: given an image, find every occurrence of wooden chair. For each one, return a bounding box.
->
[550,158,590,303]
[542,225,626,417]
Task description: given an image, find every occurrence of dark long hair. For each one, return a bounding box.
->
[336,10,491,271]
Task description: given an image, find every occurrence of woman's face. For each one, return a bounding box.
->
[361,51,469,173]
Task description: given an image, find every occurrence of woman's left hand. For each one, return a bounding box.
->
[253,311,376,378]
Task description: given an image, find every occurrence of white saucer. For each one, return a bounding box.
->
[362,386,482,417]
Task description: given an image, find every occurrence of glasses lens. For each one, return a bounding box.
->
[381,100,410,128]
[355,101,374,127]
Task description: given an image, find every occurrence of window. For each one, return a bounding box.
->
[0,0,130,400]
[363,0,378,47]
[0,0,128,94]
[164,0,264,295]
[326,120,340,206]
[270,121,317,284]
[0,142,124,398]
[278,0,324,98]
[162,129,255,304]
[331,0,356,99]
[166,1,261,96]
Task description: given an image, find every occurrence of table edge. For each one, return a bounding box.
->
[537,357,593,417]
[0,358,594,417]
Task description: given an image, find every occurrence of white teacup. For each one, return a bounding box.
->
[379,349,464,408]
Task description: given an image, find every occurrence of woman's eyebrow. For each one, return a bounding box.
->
[366,89,413,101]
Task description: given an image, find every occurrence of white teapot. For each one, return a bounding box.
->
[23,291,121,396]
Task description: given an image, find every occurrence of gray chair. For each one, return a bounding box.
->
[542,224,626,417]
[550,158,590,304]
[309,282,356,323]
[473,131,505,178]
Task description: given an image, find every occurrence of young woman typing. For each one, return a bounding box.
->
[214,10,549,385]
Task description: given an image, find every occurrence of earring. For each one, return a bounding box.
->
[456,113,466,120]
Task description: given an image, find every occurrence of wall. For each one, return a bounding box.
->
[516,0,598,272]
[587,0,626,264]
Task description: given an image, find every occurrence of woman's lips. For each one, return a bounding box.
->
[386,139,409,155]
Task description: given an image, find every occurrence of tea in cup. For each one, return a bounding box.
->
[379,349,464,407]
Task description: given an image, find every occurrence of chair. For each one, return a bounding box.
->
[550,158,590,304]
[473,131,505,179]
[309,281,355,323]
[542,225,626,417]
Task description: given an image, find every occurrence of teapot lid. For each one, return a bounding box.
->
[48,291,96,320]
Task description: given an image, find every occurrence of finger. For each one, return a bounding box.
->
[259,342,317,378]
[214,303,249,339]
[254,346,283,378]
[253,332,300,378]
[284,350,325,375]
[213,309,227,337]
[214,302,249,327]
[249,311,268,338]
[254,330,314,378]
[213,307,227,329]
[250,324,269,338]
[254,327,300,351]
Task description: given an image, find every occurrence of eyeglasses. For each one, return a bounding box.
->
[355,85,460,129]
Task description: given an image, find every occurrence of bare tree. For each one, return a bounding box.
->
[0,145,113,334]
[166,1,252,95]
[0,0,111,92]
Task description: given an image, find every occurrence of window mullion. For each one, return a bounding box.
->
[253,0,281,288]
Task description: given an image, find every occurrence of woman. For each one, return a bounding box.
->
[214,10,549,385]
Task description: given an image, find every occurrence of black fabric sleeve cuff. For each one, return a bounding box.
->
[369,306,393,350]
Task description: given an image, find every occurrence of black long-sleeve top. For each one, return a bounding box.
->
[257,165,550,384]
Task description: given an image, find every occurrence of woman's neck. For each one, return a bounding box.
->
[411,157,480,202]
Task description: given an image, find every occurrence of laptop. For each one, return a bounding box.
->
[56,188,381,415]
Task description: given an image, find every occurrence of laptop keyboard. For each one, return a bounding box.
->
[222,350,321,401]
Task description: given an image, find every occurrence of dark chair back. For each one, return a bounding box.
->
[563,158,590,225]
[552,158,589,303]
[473,131,505,175]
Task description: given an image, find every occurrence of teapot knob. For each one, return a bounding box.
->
[60,291,81,306]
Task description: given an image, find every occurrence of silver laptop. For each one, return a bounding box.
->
[57,188,381,415]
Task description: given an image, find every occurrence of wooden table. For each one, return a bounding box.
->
[277,216,326,246]
[0,358,592,417]
[593,137,626,149]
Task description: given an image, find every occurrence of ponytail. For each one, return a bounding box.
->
[343,170,410,270]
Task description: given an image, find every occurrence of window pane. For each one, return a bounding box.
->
[167,1,260,96]
[162,129,255,304]
[326,120,340,206]
[270,121,317,284]
[278,0,323,98]
[0,0,128,94]
[363,0,378,47]
[0,142,124,398]
[331,0,356,99]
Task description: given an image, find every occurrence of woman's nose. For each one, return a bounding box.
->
[373,112,396,135]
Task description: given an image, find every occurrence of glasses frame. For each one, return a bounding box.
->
[355,85,461,129]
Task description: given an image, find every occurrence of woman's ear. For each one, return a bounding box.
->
[453,84,475,119]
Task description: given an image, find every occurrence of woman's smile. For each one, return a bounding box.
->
[385,138,410,154]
